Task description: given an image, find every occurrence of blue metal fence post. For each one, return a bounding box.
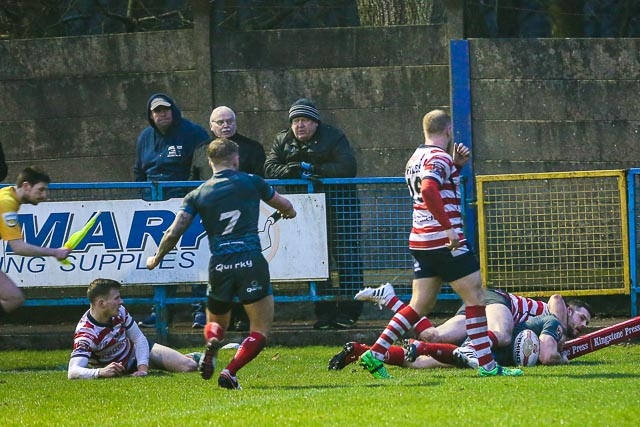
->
[151,180,170,342]
[450,39,477,252]
[154,285,169,344]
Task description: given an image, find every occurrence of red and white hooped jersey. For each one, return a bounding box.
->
[506,292,550,323]
[70,305,137,369]
[405,145,466,251]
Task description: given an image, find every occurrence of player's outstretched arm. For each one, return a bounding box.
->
[147,210,194,270]
[68,357,125,379]
[9,238,71,260]
[266,192,296,219]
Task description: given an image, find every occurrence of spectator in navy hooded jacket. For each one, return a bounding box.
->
[133,93,210,329]
[133,93,210,199]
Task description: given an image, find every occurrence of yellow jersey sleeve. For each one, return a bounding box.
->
[0,186,23,241]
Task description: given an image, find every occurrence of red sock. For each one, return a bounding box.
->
[225,332,266,376]
[413,317,434,337]
[204,322,224,342]
[487,330,499,348]
[413,342,459,365]
[384,345,407,366]
[370,305,421,357]
[353,342,370,359]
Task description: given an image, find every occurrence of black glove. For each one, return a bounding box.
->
[287,162,315,173]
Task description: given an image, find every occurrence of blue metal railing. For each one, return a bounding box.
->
[14,177,471,309]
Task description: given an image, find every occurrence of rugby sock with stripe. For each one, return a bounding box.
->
[465,305,496,371]
[370,305,421,360]
[204,321,224,342]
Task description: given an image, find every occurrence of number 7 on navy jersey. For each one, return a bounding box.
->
[219,210,240,235]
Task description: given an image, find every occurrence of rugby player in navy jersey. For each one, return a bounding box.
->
[147,138,296,389]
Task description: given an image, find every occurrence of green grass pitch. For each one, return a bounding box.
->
[1,344,639,426]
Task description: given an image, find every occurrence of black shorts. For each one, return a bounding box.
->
[126,340,155,373]
[410,247,480,283]
[207,251,272,306]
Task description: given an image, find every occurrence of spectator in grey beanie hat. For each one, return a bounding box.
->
[288,98,321,122]
[265,97,363,330]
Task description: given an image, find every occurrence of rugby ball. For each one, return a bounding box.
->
[512,329,540,367]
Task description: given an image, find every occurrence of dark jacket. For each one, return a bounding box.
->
[133,93,209,182]
[189,133,266,180]
[264,123,357,179]
[0,143,6,182]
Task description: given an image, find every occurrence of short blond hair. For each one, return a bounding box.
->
[422,109,451,136]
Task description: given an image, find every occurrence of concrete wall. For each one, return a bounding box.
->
[0,30,208,182]
[469,38,640,175]
[210,25,449,177]
[1,16,639,183]
[0,23,450,182]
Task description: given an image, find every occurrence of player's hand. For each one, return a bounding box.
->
[445,228,460,250]
[131,370,148,377]
[146,256,160,270]
[280,208,297,219]
[54,247,73,261]
[452,143,470,167]
[100,362,126,378]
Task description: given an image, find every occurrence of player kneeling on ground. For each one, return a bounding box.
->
[68,278,198,379]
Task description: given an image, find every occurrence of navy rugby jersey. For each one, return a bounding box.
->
[181,169,275,256]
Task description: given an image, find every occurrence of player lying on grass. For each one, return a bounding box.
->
[68,278,198,379]
[330,310,592,371]
[405,313,577,369]
[354,283,581,348]
[328,284,592,370]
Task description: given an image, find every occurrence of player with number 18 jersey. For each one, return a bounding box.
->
[405,145,466,252]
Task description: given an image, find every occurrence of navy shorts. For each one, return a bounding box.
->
[207,251,272,308]
[410,247,480,283]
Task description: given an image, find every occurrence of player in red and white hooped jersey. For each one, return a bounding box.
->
[68,278,197,379]
[503,290,549,324]
[71,304,142,374]
[334,285,585,370]
[405,144,466,252]
[359,110,522,378]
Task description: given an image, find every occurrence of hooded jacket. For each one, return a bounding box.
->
[133,93,209,182]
